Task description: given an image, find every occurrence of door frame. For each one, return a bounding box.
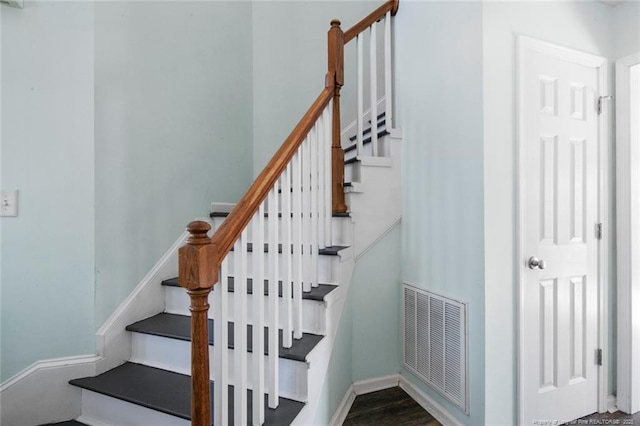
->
[515,35,610,424]
[616,52,640,414]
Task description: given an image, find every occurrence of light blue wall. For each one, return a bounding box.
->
[351,227,401,382]
[0,1,96,381]
[93,1,254,326]
[395,2,485,425]
[313,225,401,424]
[1,0,254,381]
[251,0,380,174]
[613,2,640,61]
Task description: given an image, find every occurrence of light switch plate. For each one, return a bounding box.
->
[1,190,18,217]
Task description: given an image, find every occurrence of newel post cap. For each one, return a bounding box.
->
[330,18,341,27]
[178,220,218,290]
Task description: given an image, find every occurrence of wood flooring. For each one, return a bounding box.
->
[343,386,640,426]
[573,409,640,424]
[343,386,442,426]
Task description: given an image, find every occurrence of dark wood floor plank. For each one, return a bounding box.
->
[572,410,640,423]
[344,387,442,426]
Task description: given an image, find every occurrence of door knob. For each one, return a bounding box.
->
[528,257,546,270]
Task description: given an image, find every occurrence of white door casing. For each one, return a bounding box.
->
[616,53,640,415]
[517,37,608,425]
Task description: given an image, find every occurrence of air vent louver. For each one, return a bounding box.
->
[403,284,468,413]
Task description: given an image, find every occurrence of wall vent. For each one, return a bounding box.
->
[403,283,468,413]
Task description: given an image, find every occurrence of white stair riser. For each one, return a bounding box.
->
[164,286,328,335]
[79,389,190,426]
[210,217,351,247]
[344,162,361,183]
[129,333,308,402]
[212,250,340,285]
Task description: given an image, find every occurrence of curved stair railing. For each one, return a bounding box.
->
[178,1,399,425]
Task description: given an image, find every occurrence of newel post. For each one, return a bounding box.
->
[328,18,348,214]
[178,221,218,426]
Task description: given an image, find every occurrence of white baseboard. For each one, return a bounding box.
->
[606,395,618,413]
[0,355,102,426]
[329,384,356,426]
[329,375,401,426]
[353,374,401,395]
[399,375,463,426]
[76,415,112,426]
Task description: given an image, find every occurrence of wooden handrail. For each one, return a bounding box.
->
[343,0,399,44]
[207,85,334,285]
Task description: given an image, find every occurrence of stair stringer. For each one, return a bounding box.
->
[348,129,402,259]
[291,128,403,425]
[94,219,212,374]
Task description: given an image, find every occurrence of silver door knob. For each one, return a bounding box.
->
[528,257,546,270]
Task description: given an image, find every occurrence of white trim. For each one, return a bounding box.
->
[357,156,393,168]
[354,218,401,261]
[0,355,102,426]
[399,375,464,426]
[606,395,618,413]
[515,35,609,423]
[76,415,112,426]
[96,221,208,373]
[352,374,400,395]
[329,384,356,426]
[616,52,640,415]
[0,355,102,392]
[329,375,402,426]
[341,96,387,143]
[596,46,611,414]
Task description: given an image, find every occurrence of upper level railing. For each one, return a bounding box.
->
[178,1,398,425]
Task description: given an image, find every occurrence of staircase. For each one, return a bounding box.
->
[69,2,400,425]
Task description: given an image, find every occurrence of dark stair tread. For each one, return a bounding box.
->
[211,211,348,219]
[162,277,337,302]
[39,422,88,426]
[345,129,390,152]
[70,362,304,426]
[227,278,338,302]
[351,111,386,135]
[347,111,386,142]
[319,245,348,255]
[126,313,323,362]
[228,242,346,255]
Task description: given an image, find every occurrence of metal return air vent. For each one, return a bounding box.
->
[403,283,468,413]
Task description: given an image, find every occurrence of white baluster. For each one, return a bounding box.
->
[384,11,393,131]
[251,208,265,426]
[310,125,319,289]
[234,231,248,426]
[214,257,229,426]
[281,166,293,348]
[267,185,279,408]
[292,151,303,340]
[325,103,333,246]
[357,34,364,157]
[369,24,378,156]
[301,136,312,292]
[317,115,326,249]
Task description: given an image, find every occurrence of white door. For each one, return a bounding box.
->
[518,37,606,425]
